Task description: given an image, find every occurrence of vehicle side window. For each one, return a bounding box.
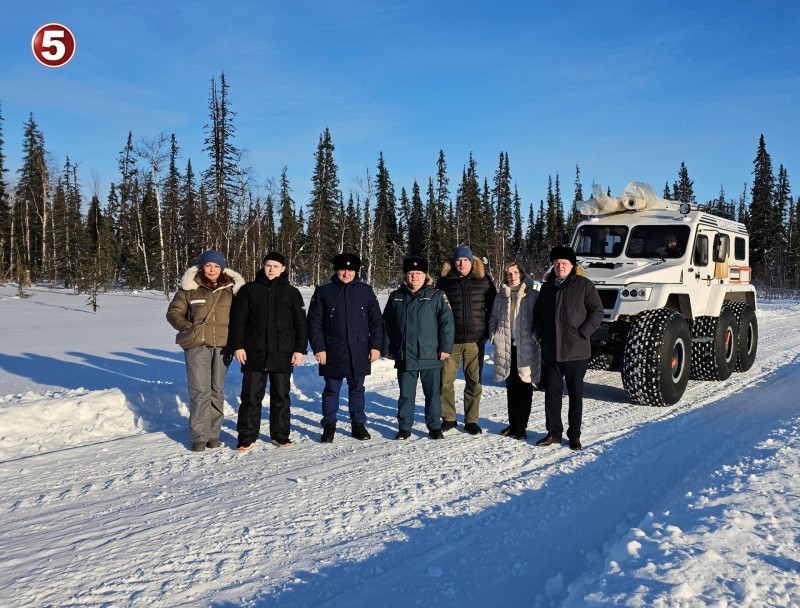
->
[694,234,709,266]
[734,237,746,261]
[713,233,729,263]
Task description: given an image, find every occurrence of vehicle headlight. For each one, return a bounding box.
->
[621,286,652,301]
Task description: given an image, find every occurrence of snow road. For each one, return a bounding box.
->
[0,286,798,607]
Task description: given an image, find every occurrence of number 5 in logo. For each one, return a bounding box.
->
[32,23,77,68]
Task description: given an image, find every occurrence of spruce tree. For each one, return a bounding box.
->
[202,72,240,257]
[307,130,341,285]
[524,202,536,270]
[397,186,410,253]
[113,132,139,285]
[343,192,362,255]
[425,177,448,270]
[454,153,482,257]
[163,134,182,283]
[492,152,512,269]
[566,164,583,234]
[78,193,111,307]
[544,176,557,250]
[774,165,792,286]
[748,134,776,277]
[51,175,68,284]
[0,103,10,281]
[14,113,49,281]
[672,162,695,204]
[433,150,452,268]
[263,191,276,253]
[51,159,83,287]
[533,200,547,275]
[407,180,425,256]
[554,173,565,244]
[372,152,399,286]
[792,194,800,288]
[276,166,301,280]
[713,185,728,218]
[511,185,523,260]
[736,183,749,225]
[180,159,203,268]
[481,178,494,276]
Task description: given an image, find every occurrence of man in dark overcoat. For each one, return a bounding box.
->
[307,253,383,443]
[532,246,603,450]
[229,252,308,450]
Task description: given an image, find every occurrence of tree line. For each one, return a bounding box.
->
[0,75,798,304]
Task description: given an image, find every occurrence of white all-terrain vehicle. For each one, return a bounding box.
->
[572,182,758,406]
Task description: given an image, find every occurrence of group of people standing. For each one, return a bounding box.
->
[167,243,603,453]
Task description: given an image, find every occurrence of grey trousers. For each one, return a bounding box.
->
[185,346,229,443]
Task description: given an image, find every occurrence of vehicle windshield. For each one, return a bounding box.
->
[627,225,691,258]
[573,225,629,258]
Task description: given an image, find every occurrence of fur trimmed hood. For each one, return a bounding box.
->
[180,265,246,294]
[440,255,487,279]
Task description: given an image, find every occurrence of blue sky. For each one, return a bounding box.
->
[2,0,799,208]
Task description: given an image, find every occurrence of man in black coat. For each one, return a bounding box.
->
[532,246,603,450]
[229,252,308,450]
[307,253,383,443]
[435,246,497,435]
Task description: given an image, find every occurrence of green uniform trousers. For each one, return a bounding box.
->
[440,341,482,424]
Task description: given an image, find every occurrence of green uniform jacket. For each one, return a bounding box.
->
[382,277,455,371]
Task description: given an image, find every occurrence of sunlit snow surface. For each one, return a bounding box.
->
[1,285,798,607]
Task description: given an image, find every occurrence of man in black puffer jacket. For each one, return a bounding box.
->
[229,252,308,451]
[435,246,497,435]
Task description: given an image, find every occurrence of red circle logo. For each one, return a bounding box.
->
[32,23,77,68]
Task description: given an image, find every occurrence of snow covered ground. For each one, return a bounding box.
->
[0,283,798,607]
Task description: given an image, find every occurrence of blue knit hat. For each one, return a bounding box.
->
[198,250,226,270]
[451,246,474,263]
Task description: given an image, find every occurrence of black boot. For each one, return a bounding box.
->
[321,423,336,443]
[351,422,371,441]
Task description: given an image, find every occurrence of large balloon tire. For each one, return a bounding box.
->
[690,309,738,381]
[588,352,621,371]
[723,301,758,372]
[622,309,692,406]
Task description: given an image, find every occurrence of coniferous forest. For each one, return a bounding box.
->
[1,74,798,303]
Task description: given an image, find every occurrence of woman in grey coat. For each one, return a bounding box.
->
[488,261,541,440]
[167,250,245,452]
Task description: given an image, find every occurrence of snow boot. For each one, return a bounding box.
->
[321,424,336,443]
[464,422,483,435]
[351,423,371,441]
